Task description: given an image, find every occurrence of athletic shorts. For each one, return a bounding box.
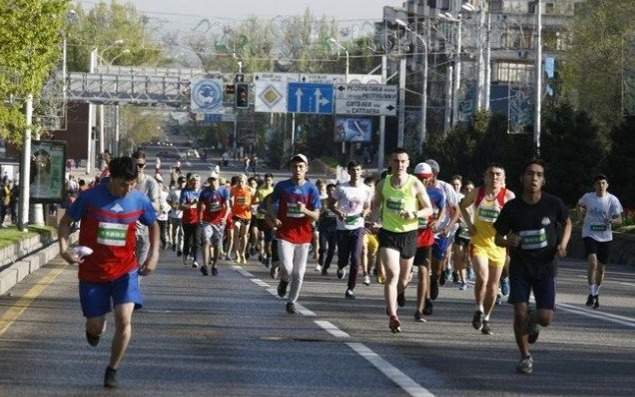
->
[233,216,250,227]
[508,271,556,310]
[364,233,379,255]
[414,246,432,267]
[583,237,611,265]
[201,223,224,246]
[432,236,451,261]
[378,229,417,259]
[256,218,269,231]
[471,244,507,267]
[79,270,143,318]
[454,227,471,246]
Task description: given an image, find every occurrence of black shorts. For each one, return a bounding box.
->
[583,237,611,265]
[256,218,269,231]
[378,229,417,259]
[414,246,432,267]
[509,270,556,310]
[454,227,471,247]
[233,216,250,227]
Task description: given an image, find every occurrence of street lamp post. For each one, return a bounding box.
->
[395,18,428,151]
[329,38,349,155]
[534,0,543,157]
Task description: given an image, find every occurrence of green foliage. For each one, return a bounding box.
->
[606,116,635,208]
[121,107,162,148]
[561,0,635,136]
[0,0,69,145]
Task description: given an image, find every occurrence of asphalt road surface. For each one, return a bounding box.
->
[1,247,634,396]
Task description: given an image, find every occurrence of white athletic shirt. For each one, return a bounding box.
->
[578,192,623,242]
[333,182,372,230]
[434,179,458,233]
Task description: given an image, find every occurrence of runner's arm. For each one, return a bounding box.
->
[139,221,160,275]
[558,217,573,257]
[414,179,433,220]
[459,188,477,233]
[369,180,384,225]
[58,213,79,264]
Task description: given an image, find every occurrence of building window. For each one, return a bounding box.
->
[494,62,534,84]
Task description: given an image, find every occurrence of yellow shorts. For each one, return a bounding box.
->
[364,233,379,255]
[471,244,506,268]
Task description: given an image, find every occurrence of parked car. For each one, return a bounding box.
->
[156,150,182,160]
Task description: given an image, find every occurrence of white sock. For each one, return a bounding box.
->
[483,314,490,321]
[476,304,484,313]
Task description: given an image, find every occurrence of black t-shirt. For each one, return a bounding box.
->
[494,193,569,278]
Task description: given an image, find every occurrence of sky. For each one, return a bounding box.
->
[85,0,405,21]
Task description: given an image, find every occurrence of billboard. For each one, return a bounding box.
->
[30,140,66,203]
[334,118,373,142]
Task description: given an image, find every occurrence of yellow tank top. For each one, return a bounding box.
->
[472,187,506,248]
[381,175,418,233]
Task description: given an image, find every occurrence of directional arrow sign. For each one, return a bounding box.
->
[335,84,398,116]
[287,82,334,114]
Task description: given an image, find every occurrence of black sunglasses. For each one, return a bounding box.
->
[136,163,146,168]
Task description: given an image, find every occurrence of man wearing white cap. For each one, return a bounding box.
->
[269,154,321,314]
[198,171,229,276]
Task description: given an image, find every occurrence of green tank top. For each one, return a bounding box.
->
[381,175,418,233]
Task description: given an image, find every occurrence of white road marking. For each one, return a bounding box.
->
[231,265,254,278]
[266,288,279,297]
[314,320,350,338]
[558,303,635,328]
[347,343,436,397]
[251,278,270,288]
[295,303,316,317]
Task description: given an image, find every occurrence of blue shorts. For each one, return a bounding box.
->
[508,272,556,310]
[432,236,451,261]
[79,270,143,318]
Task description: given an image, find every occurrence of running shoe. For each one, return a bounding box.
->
[376,275,385,284]
[481,320,492,335]
[337,267,347,280]
[211,267,218,276]
[172,244,176,252]
[363,275,371,286]
[585,294,594,306]
[423,299,433,316]
[104,366,118,388]
[389,315,401,333]
[199,265,208,276]
[345,289,355,299]
[440,270,447,286]
[452,271,459,284]
[430,275,439,300]
[277,280,288,298]
[315,264,323,273]
[516,355,533,374]
[472,310,484,330]
[414,311,427,323]
[270,265,279,280]
[321,267,328,276]
[177,250,182,257]
[192,260,199,269]
[266,256,272,269]
[286,302,296,314]
[593,295,600,310]
[397,291,406,307]
[86,331,100,347]
[495,294,502,305]
[527,312,540,344]
[501,277,510,296]
[458,281,467,291]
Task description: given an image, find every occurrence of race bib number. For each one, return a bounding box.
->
[418,217,429,230]
[386,197,404,212]
[478,207,500,223]
[97,222,128,247]
[519,228,548,250]
[345,214,361,225]
[236,196,246,206]
[457,226,471,240]
[208,201,221,212]
[590,223,608,232]
[286,202,305,218]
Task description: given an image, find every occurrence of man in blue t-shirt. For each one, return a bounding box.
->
[58,156,159,388]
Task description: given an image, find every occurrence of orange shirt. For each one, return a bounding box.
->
[231,185,253,220]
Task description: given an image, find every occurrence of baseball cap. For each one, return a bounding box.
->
[425,159,440,174]
[289,153,309,164]
[188,173,200,181]
[209,171,219,179]
[414,162,433,178]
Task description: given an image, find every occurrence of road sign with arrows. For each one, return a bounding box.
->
[287,82,334,114]
[335,84,398,116]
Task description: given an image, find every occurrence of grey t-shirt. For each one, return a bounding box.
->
[578,192,623,242]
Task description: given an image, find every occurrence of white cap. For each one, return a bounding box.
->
[290,153,309,164]
[414,162,433,177]
[209,171,219,179]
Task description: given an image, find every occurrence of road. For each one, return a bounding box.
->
[0,249,634,396]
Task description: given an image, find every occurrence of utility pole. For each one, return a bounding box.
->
[87,49,97,175]
[485,10,492,112]
[398,56,406,147]
[444,65,453,136]
[534,0,543,157]
[378,55,387,172]
[18,95,33,231]
[452,16,463,127]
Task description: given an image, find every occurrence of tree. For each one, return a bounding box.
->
[0,0,69,144]
[561,0,635,138]
[606,116,635,208]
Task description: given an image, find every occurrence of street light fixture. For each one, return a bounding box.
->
[329,37,350,81]
[395,18,429,149]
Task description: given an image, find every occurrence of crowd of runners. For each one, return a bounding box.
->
[57,148,624,387]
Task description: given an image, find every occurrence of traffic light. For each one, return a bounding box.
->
[235,83,249,109]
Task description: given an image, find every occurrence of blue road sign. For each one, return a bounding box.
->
[287,83,333,114]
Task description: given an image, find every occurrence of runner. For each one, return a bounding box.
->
[361,176,379,286]
[494,159,571,374]
[268,154,321,314]
[58,156,159,388]
[180,173,201,268]
[167,176,185,256]
[577,174,623,309]
[370,148,432,333]
[230,174,253,264]
[329,161,372,299]
[425,159,460,301]
[460,164,515,335]
[254,174,274,264]
[412,162,445,322]
[132,151,160,265]
[198,172,229,276]
[316,183,338,275]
